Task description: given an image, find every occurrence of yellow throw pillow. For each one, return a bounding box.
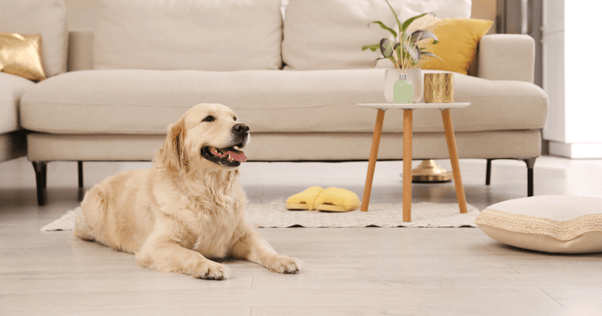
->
[417,18,493,75]
[0,32,46,81]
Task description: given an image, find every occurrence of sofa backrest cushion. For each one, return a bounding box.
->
[0,0,69,77]
[93,0,283,71]
[282,0,472,70]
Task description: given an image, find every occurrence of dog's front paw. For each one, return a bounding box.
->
[264,255,300,274]
[192,260,231,280]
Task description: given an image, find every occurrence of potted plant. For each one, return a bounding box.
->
[362,0,441,103]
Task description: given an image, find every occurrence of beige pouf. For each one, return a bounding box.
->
[475,195,602,254]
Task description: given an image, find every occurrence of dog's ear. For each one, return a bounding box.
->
[158,119,188,174]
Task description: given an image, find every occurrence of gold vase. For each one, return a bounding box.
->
[424,73,454,103]
[411,160,452,183]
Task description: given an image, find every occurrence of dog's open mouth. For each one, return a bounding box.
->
[201,145,248,167]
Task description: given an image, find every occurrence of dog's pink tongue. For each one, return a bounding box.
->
[227,150,248,162]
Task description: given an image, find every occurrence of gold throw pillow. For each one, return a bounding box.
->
[0,32,46,81]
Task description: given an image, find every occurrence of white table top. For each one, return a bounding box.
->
[357,102,470,110]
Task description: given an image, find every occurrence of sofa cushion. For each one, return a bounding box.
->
[20,70,547,135]
[93,0,283,71]
[282,0,471,70]
[0,73,36,133]
[0,0,68,77]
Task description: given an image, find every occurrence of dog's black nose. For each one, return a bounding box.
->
[233,123,250,134]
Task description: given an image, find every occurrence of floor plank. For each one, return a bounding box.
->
[2,157,602,314]
[14,307,252,316]
[251,305,602,316]
[0,288,560,313]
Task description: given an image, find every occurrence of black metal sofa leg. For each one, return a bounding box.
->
[524,158,536,197]
[42,163,47,189]
[32,161,47,206]
[78,161,84,188]
[485,159,493,185]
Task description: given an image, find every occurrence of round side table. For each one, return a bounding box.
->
[356,102,470,222]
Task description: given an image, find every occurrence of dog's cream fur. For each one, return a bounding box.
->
[74,103,299,280]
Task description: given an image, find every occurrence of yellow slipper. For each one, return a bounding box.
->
[286,186,324,211]
[314,187,360,212]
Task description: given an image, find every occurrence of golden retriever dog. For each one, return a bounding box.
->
[74,103,300,280]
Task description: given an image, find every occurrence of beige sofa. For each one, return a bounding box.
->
[0,74,30,163]
[9,0,549,205]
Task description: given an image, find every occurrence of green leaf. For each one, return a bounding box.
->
[362,44,381,52]
[388,56,398,67]
[410,30,439,44]
[383,0,403,35]
[371,57,398,68]
[371,57,386,68]
[402,33,410,43]
[403,43,420,63]
[420,51,443,61]
[368,20,397,38]
[401,13,428,33]
[380,38,399,58]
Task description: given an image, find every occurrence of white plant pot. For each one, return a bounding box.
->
[384,68,424,103]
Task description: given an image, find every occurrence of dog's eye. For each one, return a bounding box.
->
[233,116,237,121]
[202,115,215,122]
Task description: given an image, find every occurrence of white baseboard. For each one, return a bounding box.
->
[549,141,602,159]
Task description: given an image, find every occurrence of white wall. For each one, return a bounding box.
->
[543,0,602,158]
[542,0,564,143]
[564,2,602,143]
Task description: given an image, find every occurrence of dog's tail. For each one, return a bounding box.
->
[74,184,110,243]
[73,206,94,241]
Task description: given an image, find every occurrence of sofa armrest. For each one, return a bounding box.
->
[478,34,535,83]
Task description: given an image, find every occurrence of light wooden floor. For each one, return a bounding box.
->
[2,156,602,315]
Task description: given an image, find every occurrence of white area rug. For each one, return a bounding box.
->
[41,200,479,232]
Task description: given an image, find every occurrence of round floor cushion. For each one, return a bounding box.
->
[475,195,602,254]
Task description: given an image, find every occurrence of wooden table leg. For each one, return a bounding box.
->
[403,109,413,222]
[441,109,468,213]
[361,109,386,212]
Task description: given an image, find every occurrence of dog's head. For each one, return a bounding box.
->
[158,103,250,174]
